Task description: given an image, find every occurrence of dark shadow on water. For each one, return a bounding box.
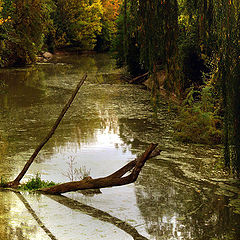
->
[46,194,148,240]
[13,191,57,240]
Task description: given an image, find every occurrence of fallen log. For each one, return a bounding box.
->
[7,74,87,188]
[129,72,149,84]
[40,144,161,195]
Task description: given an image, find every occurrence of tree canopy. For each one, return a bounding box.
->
[0,0,122,66]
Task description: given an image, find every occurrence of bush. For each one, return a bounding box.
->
[174,86,222,144]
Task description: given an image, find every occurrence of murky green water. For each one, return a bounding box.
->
[0,52,239,240]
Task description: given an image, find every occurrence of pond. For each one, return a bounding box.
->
[0,52,239,240]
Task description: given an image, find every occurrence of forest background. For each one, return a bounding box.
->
[0,0,239,177]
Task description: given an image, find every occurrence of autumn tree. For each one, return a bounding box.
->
[96,0,122,51]
[0,0,48,66]
[54,0,103,49]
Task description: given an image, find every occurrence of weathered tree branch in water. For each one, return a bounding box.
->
[40,144,160,195]
[107,148,161,178]
[7,74,87,188]
[129,72,149,84]
[47,194,149,240]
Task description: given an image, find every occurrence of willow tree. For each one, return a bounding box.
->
[180,0,240,176]
[215,0,240,177]
[137,0,181,100]
[163,0,181,93]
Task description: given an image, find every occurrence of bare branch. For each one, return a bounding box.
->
[8,74,87,188]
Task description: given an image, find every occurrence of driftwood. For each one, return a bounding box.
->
[129,72,149,84]
[7,74,87,188]
[40,144,161,195]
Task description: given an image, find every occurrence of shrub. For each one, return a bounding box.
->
[0,176,8,187]
[174,86,222,144]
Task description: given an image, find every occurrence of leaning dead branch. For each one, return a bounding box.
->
[40,144,161,195]
[7,74,87,188]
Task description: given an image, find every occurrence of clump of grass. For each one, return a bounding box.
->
[20,173,56,191]
[0,176,8,187]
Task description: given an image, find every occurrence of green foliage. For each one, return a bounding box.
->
[0,0,109,65]
[54,0,103,50]
[0,176,8,187]
[41,0,57,53]
[20,173,55,191]
[174,86,222,144]
[0,0,47,66]
[112,12,125,66]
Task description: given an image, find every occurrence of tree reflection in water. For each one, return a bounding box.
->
[135,161,240,240]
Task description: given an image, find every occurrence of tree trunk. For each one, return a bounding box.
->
[40,144,161,195]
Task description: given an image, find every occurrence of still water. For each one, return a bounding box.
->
[0,52,239,240]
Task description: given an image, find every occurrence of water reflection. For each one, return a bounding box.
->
[134,158,240,240]
[0,53,128,180]
[0,190,49,239]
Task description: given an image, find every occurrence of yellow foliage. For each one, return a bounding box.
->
[0,1,11,25]
[56,0,103,49]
